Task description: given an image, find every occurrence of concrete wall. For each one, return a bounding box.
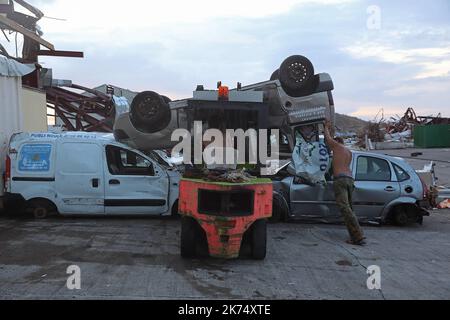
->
[21,86,47,132]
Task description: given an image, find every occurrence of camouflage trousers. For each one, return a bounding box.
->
[334,177,364,242]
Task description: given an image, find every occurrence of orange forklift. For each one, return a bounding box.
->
[178,83,273,260]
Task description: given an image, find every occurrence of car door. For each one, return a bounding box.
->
[104,145,169,215]
[352,155,401,220]
[289,177,337,219]
[56,141,105,215]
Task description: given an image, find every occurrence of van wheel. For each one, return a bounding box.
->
[181,217,198,259]
[251,220,267,260]
[27,199,57,219]
[171,200,180,218]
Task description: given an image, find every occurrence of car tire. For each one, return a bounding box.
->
[181,217,198,258]
[279,55,314,94]
[270,69,280,81]
[393,206,409,227]
[269,196,285,223]
[27,199,57,219]
[251,220,267,260]
[130,91,171,134]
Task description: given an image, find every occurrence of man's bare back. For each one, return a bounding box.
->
[324,121,352,177]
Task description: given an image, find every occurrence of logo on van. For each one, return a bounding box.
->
[18,144,52,172]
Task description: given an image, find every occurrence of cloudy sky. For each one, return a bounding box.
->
[8,0,450,119]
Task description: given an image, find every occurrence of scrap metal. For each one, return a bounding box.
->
[46,83,115,132]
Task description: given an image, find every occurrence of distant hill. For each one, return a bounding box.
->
[335,113,368,134]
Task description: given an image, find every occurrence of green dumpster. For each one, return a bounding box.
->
[414,124,450,148]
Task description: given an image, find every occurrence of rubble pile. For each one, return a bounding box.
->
[357,107,450,150]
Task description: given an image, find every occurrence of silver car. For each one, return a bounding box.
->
[272,151,430,226]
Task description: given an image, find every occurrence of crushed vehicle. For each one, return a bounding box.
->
[3,132,180,218]
[272,150,431,226]
[113,55,335,155]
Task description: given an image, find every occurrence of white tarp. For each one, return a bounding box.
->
[0,56,34,195]
[0,55,36,77]
[288,135,331,184]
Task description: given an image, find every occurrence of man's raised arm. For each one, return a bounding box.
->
[324,121,339,150]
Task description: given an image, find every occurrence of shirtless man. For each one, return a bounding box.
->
[324,121,366,246]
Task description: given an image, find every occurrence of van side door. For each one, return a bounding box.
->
[56,141,105,214]
[104,145,169,215]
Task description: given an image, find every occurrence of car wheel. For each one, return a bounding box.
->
[270,69,280,81]
[251,220,267,260]
[393,206,409,227]
[27,199,57,219]
[130,91,171,134]
[269,197,284,223]
[181,217,199,258]
[279,55,314,94]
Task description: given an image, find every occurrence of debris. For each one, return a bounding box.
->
[357,107,450,149]
[437,199,450,209]
[184,168,256,183]
[46,83,115,132]
[411,152,423,157]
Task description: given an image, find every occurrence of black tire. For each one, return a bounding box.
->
[130,91,171,134]
[161,95,172,104]
[171,200,180,218]
[270,69,280,81]
[27,199,57,219]
[393,206,409,227]
[251,220,267,260]
[269,197,284,223]
[279,55,314,93]
[181,217,198,259]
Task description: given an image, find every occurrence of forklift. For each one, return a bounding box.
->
[178,83,273,260]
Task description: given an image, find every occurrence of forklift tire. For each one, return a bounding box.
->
[130,91,171,134]
[251,220,267,260]
[181,217,198,258]
[279,55,314,94]
[270,69,280,81]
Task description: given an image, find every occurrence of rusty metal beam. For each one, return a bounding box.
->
[0,14,55,50]
[36,50,84,58]
[46,84,115,133]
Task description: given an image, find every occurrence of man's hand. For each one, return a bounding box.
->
[324,120,337,149]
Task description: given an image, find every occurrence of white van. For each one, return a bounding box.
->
[3,132,180,218]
